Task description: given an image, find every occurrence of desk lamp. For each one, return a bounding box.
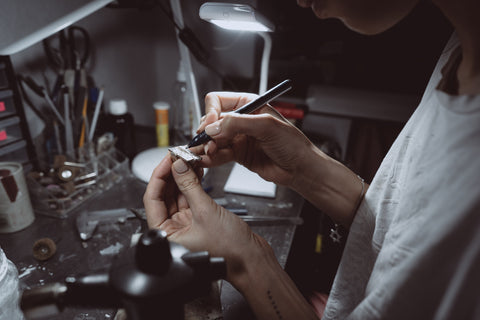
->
[199,2,274,94]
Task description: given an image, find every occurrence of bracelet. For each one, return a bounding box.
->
[353,175,366,215]
[330,175,365,244]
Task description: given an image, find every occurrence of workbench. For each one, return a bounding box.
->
[0,162,304,320]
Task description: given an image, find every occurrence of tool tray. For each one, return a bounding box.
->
[27,147,130,218]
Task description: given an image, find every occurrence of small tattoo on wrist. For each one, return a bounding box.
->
[267,290,283,319]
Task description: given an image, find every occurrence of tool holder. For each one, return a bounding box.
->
[27,146,130,218]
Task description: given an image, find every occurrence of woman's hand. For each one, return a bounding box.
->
[143,155,319,320]
[143,155,266,284]
[194,91,366,228]
[196,91,316,188]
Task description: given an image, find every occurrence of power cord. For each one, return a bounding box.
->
[155,0,238,90]
[107,0,238,90]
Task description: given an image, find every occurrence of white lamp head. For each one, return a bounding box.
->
[199,2,274,32]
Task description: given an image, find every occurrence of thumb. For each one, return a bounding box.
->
[171,159,211,210]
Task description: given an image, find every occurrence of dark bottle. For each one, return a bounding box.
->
[103,99,136,160]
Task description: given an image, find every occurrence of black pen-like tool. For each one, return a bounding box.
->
[187,79,293,148]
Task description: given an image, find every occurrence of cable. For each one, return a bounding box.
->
[106,0,239,90]
[156,0,238,90]
[17,76,50,123]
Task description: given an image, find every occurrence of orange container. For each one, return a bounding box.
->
[154,101,170,147]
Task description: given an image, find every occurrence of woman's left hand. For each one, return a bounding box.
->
[143,155,265,284]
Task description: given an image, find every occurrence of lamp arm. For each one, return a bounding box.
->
[170,0,202,137]
[258,32,272,94]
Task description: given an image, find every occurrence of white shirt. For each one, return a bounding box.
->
[323,34,480,320]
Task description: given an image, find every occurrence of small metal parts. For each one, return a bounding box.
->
[76,208,146,241]
[28,155,98,202]
[27,147,130,218]
[57,166,75,182]
[168,145,201,163]
[32,238,57,261]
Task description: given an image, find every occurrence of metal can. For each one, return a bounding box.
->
[0,162,34,233]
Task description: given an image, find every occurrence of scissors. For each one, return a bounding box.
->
[43,26,91,147]
[43,26,90,104]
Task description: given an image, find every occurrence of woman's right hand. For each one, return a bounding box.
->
[194,91,365,228]
[196,91,318,189]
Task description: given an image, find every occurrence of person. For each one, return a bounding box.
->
[143,0,480,318]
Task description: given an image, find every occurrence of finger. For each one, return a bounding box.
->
[143,156,173,228]
[258,104,290,122]
[198,92,258,132]
[195,166,204,179]
[188,144,205,156]
[205,91,258,113]
[171,159,213,213]
[166,180,180,217]
[200,148,235,168]
[177,193,189,211]
[197,109,219,133]
[204,140,216,156]
[205,113,283,144]
[177,166,203,210]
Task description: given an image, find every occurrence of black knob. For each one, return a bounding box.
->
[135,229,172,274]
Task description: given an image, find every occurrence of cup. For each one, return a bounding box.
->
[0,162,34,233]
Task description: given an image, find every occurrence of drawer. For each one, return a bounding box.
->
[0,139,29,164]
[0,90,16,119]
[0,62,7,89]
[0,116,22,147]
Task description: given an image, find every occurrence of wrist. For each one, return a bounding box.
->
[228,233,319,319]
[228,233,277,292]
[291,145,365,228]
[290,144,334,202]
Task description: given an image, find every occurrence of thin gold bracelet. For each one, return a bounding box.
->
[353,175,366,214]
[330,175,365,243]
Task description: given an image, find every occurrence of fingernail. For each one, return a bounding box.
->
[173,159,188,173]
[205,122,221,136]
[204,144,209,155]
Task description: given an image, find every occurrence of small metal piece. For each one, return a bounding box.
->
[33,238,57,261]
[240,216,303,225]
[76,208,140,241]
[63,162,87,168]
[74,179,97,189]
[74,172,97,182]
[129,208,147,221]
[60,169,73,180]
[57,166,75,182]
[168,145,201,163]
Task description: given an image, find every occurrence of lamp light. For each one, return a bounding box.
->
[199,2,274,94]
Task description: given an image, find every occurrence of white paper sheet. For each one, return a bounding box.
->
[223,163,276,198]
